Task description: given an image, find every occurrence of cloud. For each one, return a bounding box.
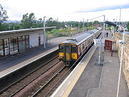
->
[77,3,129,13]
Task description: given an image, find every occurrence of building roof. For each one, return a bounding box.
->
[105,21,117,27]
[0,26,56,35]
[123,31,129,34]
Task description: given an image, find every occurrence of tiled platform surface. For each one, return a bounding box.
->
[69,49,129,97]
[51,30,128,97]
[86,51,129,97]
[51,45,97,97]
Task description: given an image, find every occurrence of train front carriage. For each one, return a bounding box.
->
[59,43,78,66]
[59,29,102,66]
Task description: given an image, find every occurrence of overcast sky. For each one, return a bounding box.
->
[1,0,129,21]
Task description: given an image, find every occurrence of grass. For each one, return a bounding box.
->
[47,26,97,39]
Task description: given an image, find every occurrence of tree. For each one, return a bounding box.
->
[46,17,63,29]
[21,13,36,28]
[93,21,99,24]
[0,4,8,23]
[0,4,8,30]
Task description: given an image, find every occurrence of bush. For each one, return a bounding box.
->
[127,22,129,31]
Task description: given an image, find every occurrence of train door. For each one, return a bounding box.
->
[71,45,78,60]
[64,44,71,61]
[59,44,65,59]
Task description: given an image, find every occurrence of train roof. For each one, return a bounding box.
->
[62,29,100,45]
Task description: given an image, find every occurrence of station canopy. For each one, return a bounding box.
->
[105,21,117,27]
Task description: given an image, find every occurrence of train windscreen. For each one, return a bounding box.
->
[72,45,77,53]
[65,45,71,53]
[59,44,65,52]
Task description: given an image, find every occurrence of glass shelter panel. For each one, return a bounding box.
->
[0,40,3,56]
[10,37,18,54]
[4,39,9,55]
[18,36,25,52]
[25,35,29,49]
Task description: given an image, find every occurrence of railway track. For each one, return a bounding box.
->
[26,47,93,97]
[31,65,70,97]
[12,62,67,97]
[0,45,89,97]
[29,64,76,97]
[0,52,60,97]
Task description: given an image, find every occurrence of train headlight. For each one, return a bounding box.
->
[72,53,77,60]
[66,53,70,60]
[59,52,64,58]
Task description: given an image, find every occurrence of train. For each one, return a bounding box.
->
[58,29,102,66]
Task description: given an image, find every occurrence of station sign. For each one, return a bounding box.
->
[94,39,102,46]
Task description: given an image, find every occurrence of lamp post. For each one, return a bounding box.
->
[116,8,123,97]
[83,18,85,32]
[116,33,125,97]
[103,15,105,38]
[119,8,121,26]
[78,22,80,33]
[88,15,106,65]
[70,25,72,37]
[43,16,46,48]
[87,19,88,31]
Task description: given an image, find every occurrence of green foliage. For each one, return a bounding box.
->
[93,20,100,24]
[127,22,129,31]
[0,23,8,31]
[0,23,21,31]
[21,13,36,28]
[0,4,8,31]
[0,4,8,23]
[0,10,102,32]
[46,17,65,29]
[47,29,67,37]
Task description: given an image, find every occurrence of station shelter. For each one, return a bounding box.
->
[0,27,54,56]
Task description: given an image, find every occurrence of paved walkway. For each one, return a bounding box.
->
[87,51,129,97]
[69,48,102,97]
[0,37,69,72]
[69,49,129,97]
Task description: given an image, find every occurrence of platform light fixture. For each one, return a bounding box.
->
[116,32,125,97]
[43,16,46,48]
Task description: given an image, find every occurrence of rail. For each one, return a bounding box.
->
[0,51,58,96]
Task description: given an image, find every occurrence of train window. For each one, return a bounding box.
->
[85,41,87,46]
[72,45,77,52]
[82,44,85,49]
[66,46,71,53]
[59,45,64,52]
[78,46,81,54]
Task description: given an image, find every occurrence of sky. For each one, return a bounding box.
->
[0,0,129,22]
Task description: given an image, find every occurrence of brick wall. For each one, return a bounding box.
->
[114,32,129,89]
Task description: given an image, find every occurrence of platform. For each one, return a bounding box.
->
[51,45,97,97]
[0,37,69,78]
[51,43,129,97]
[69,49,129,97]
[52,49,129,97]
